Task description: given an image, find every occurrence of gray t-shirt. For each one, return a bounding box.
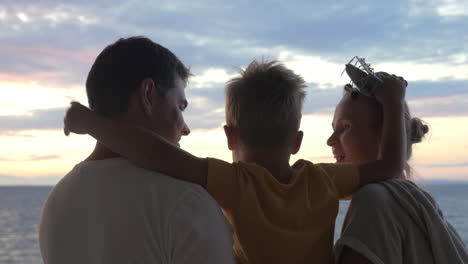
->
[335,180,468,264]
[335,182,435,264]
[39,158,234,264]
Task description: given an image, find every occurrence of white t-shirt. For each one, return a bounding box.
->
[39,158,234,264]
[335,181,468,264]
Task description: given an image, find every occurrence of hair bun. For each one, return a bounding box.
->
[410,117,429,143]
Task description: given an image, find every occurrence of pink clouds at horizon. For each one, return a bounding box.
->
[1,43,97,65]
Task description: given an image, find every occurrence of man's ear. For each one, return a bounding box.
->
[291,130,303,154]
[223,125,239,151]
[139,78,157,117]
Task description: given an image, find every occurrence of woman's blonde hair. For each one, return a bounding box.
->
[343,84,429,178]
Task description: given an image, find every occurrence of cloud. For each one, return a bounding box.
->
[0,107,66,134]
[1,0,468,184]
[406,80,468,99]
[0,154,60,161]
[279,50,468,88]
[0,44,95,87]
[375,60,468,82]
[190,68,238,89]
[1,0,466,77]
[410,0,468,17]
[0,174,60,185]
[0,0,467,132]
[279,52,348,89]
[437,2,468,17]
[0,80,465,135]
[0,131,35,137]
[185,88,226,130]
[409,94,468,117]
[302,79,468,118]
[421,162,468,168]
[0,2,100,27]
[0,78,466,135]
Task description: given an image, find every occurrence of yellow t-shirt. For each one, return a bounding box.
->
[207,158,360,264]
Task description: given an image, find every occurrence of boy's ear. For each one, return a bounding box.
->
[291,130,304,154]
[138,78,157,117]
[223,125,239,151]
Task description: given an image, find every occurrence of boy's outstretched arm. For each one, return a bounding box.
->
[64,102,208,187]
[357,73,407,186]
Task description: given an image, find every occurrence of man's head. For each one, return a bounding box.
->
[86,36,191,145]
[224,60,306,161]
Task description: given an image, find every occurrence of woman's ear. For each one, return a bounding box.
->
[139,78,156,117]
[291,130,304,154]
[223,125,239,151]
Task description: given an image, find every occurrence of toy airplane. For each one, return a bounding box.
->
[344,56,383,97]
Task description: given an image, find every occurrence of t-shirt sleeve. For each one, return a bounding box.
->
[334,184,403,264]
[206,158,240,210]
[167,186,234,264]
[316,163,360,199]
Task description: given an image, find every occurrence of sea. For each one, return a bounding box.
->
[0,183,467,264]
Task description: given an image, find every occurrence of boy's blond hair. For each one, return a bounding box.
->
[225,60,306,148]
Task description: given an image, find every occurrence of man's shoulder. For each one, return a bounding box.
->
[56,158,206,199]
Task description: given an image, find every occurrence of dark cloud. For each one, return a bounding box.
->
[0,107,65,133]
[303,79,468,117]
[1,0,467,88]
[406,80,468,99]
[1,0,468,132]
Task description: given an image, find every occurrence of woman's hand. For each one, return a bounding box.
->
[64,102,94,136]
[374,72,407,106]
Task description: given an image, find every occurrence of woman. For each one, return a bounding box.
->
[328,83,468,263]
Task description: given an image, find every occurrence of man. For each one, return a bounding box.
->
[39,36,234,264]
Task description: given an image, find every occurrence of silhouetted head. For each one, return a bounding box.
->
[327,84,429,178]
[224,60,306,162]
[86,36,191,145]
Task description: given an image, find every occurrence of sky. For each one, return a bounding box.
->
[1,0,468,184]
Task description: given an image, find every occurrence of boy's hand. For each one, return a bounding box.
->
[64,102,94,136]
[374,72,407,105]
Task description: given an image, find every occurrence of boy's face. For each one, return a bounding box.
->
[327,95,381,165]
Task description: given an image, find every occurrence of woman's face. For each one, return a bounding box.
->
[327,94,382,165]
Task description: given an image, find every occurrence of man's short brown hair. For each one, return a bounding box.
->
[225,60,306,148]
[86,36,190,118]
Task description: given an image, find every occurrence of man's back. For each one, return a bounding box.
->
[39,158,233,264]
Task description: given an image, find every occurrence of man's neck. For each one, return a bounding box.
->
[86,142,121,161]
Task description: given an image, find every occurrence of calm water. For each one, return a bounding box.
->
[0,183,467,264]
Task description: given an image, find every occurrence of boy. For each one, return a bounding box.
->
[64,60,407,263]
